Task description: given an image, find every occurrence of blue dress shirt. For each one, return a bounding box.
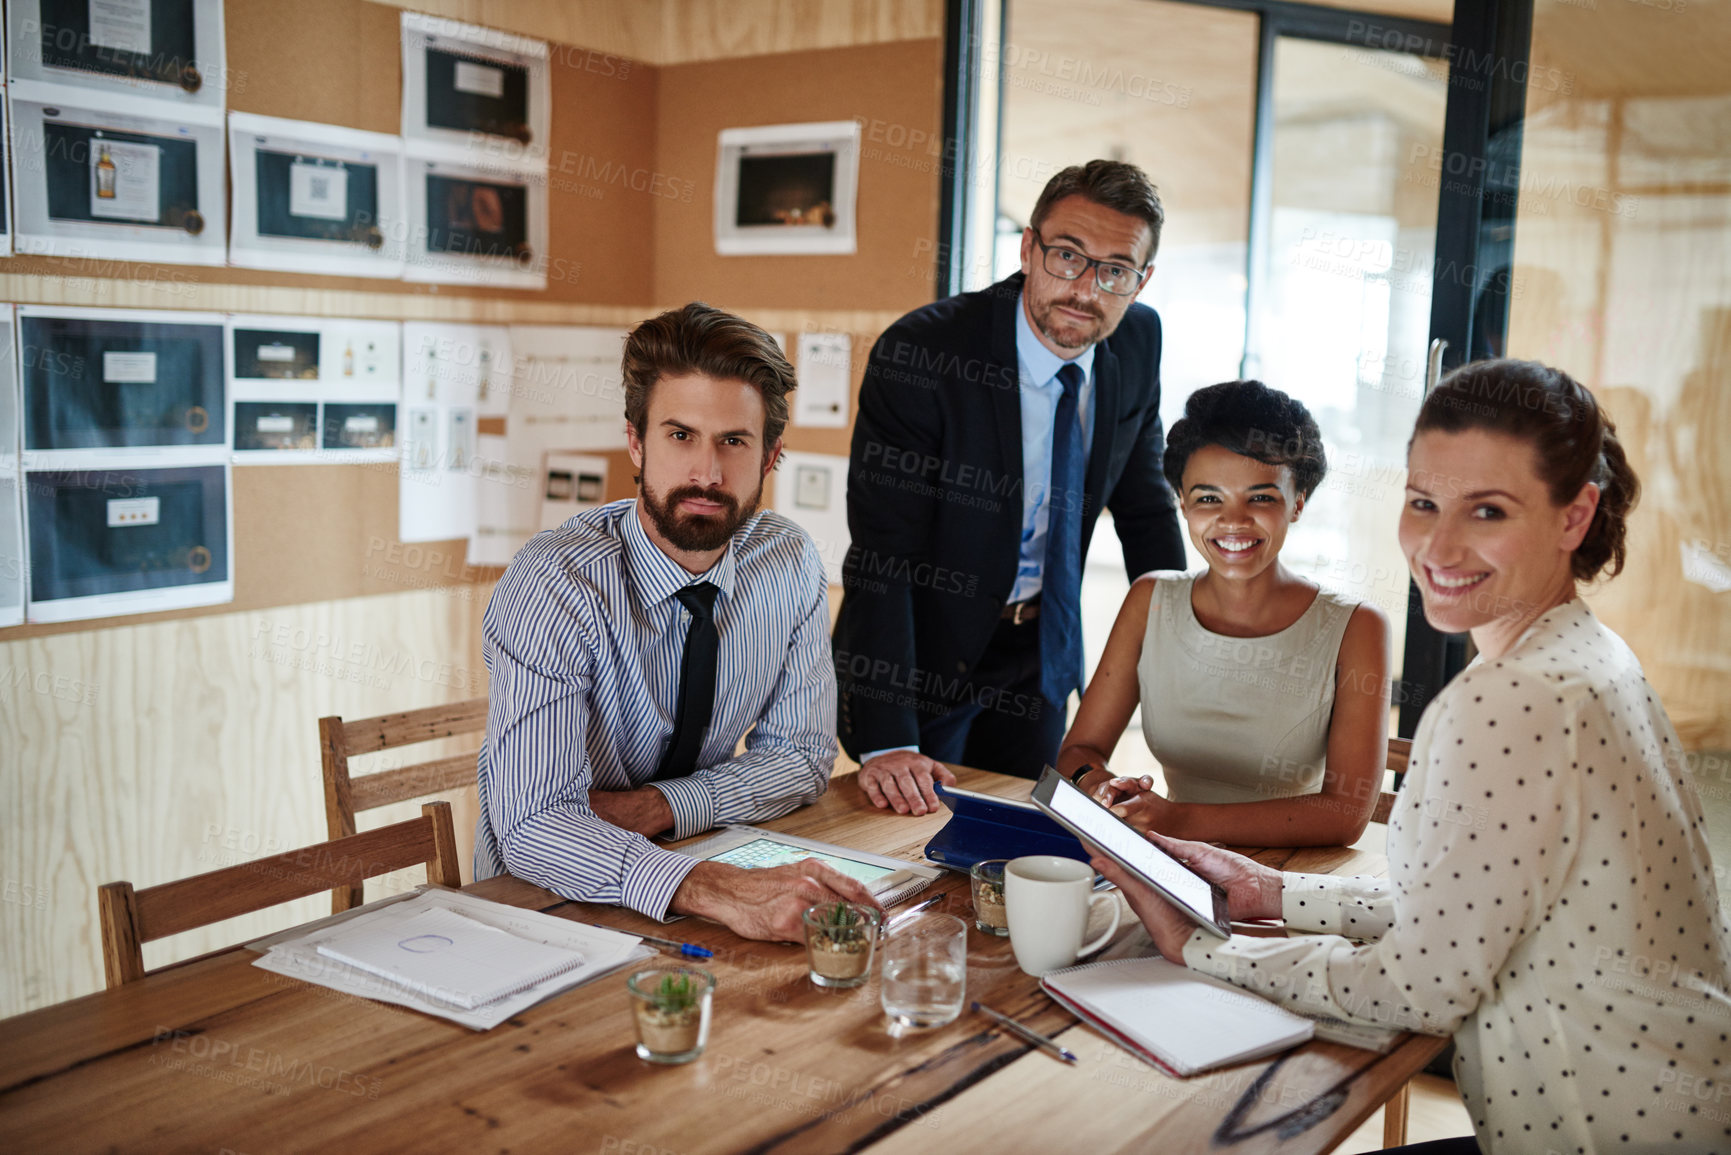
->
[473,498,837,919]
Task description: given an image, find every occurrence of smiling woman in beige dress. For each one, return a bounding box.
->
[1094,359,1731,1154]
[1060,379,1392,847]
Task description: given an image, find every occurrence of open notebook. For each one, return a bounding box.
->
[1041,955,1315,1077]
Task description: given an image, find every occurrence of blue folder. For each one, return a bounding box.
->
[922,783,1091,871]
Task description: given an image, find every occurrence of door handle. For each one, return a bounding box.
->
[1426,338,1448,394]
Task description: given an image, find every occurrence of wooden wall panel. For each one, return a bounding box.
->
[362,0,943,65]
[0,586,490,1016]
[652,39,945,315]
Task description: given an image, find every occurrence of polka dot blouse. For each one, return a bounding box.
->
[1182,599,1731,1153]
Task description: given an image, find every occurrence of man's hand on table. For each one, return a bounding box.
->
[588,787,675,837]
[858,751,957,816]
[670,859,882,941]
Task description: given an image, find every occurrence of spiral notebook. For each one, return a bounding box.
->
[315,905,588,1010]
[1041,955,1315,1076]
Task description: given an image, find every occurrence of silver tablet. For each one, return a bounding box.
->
[1030,767,1232,937]
[674,825,941,906]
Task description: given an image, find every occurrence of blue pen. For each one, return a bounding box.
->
[589,924,713,959]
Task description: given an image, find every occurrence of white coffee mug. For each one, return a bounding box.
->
[1004,855,1122,977]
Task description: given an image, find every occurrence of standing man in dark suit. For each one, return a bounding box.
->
[834,160,1187,813]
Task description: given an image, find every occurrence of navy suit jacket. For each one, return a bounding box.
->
[833,272,1186,758]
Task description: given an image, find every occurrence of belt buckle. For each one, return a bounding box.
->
[1010,601,1030,625]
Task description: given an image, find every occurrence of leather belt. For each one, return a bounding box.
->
[1001,599,1040,624]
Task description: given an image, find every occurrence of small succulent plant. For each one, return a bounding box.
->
[817,901,870,946]
[650,972,700,1015]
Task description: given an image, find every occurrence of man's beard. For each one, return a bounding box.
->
[1029,290,1110,349]
[640,478,762,553]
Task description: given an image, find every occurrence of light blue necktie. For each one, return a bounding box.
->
[1039,363,1086,708]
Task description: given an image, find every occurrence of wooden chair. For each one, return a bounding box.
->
[98,801,461,989]
[1372,735,1415,1149]
[320,697,488,913]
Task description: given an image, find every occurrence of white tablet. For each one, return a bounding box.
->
[1030,767,1232,936]
[674,825,941,906]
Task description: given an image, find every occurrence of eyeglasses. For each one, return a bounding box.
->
[1031,233,1148,296]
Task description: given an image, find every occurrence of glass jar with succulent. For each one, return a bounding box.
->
[626,966,714,1063]
[970,859,1009,936]
[801,900,882,989]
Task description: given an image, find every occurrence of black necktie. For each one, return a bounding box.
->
[1039,362,1086,707]
[654,582,720,781]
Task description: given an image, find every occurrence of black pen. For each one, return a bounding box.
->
[972,1001,1079,1064]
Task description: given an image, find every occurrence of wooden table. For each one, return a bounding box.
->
[0,768,1447,1153]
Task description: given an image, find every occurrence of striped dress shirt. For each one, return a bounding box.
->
[474,497,837,919]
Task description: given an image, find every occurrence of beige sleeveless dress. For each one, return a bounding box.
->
[1135,571,1358,803]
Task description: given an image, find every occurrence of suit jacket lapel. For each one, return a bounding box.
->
[1084,337,1122,518]
[989,275,1025,493]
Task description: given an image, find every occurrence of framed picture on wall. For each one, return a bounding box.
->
[400,11,547,160]
[714,121,860,256]
[402,155,546,288]
[6,0,227,120]
[8,88,226,265]
[17,306,228,462]
[227,316,401,464]
[228,113,406,279]
[23,461,232,623]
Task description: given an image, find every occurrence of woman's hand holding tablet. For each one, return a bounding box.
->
[1029,768,1236,937]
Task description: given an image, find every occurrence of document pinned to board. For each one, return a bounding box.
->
[250,888,654,1029]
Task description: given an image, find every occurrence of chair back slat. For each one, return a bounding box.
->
[339,698,489,757]
[320,698,488,914]
[1371,737,1417,827]
[349,755,479,812]
[134,818,440,943]
[99,803,461,987]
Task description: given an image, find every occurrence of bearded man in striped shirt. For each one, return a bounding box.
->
[474,303,876,941]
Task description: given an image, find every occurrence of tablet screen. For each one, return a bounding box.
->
[708,838,896,886]
[1043,775,1217,921]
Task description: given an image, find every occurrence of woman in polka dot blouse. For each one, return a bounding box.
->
[1093,359,1730,1154]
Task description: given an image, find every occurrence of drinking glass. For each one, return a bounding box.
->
[880,912,966,1028]
[969,859,1009,936]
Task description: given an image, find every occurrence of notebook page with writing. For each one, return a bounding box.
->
[1041,955,1313,1076]
[315,905,586,1010]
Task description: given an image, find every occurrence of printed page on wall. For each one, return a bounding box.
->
[7,0,228,121]
[8,86,226,265]
[228,316,401,464]
[399,12,548,163]
[16,305,233,622]
[227,114,407,279]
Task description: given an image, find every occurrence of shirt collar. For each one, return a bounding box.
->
[1015,290,1096,388]
[620,499,740,609]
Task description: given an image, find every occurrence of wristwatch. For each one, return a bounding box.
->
[1069,763,1099,787]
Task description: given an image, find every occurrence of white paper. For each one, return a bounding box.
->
[89,0,152,56]
[540,451,607,531]
[106,495,160,527]
[406,407,437,470]
[315,905,586,1010]
[255,414,295,434]
[89,139,161,222]
[345,414,380,434]
[103,350,157,383]
[795,332,851,427]
[774,450,849,584]
[250,888,655,1031]
[289,160,349,220]
[453,60,505,99]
